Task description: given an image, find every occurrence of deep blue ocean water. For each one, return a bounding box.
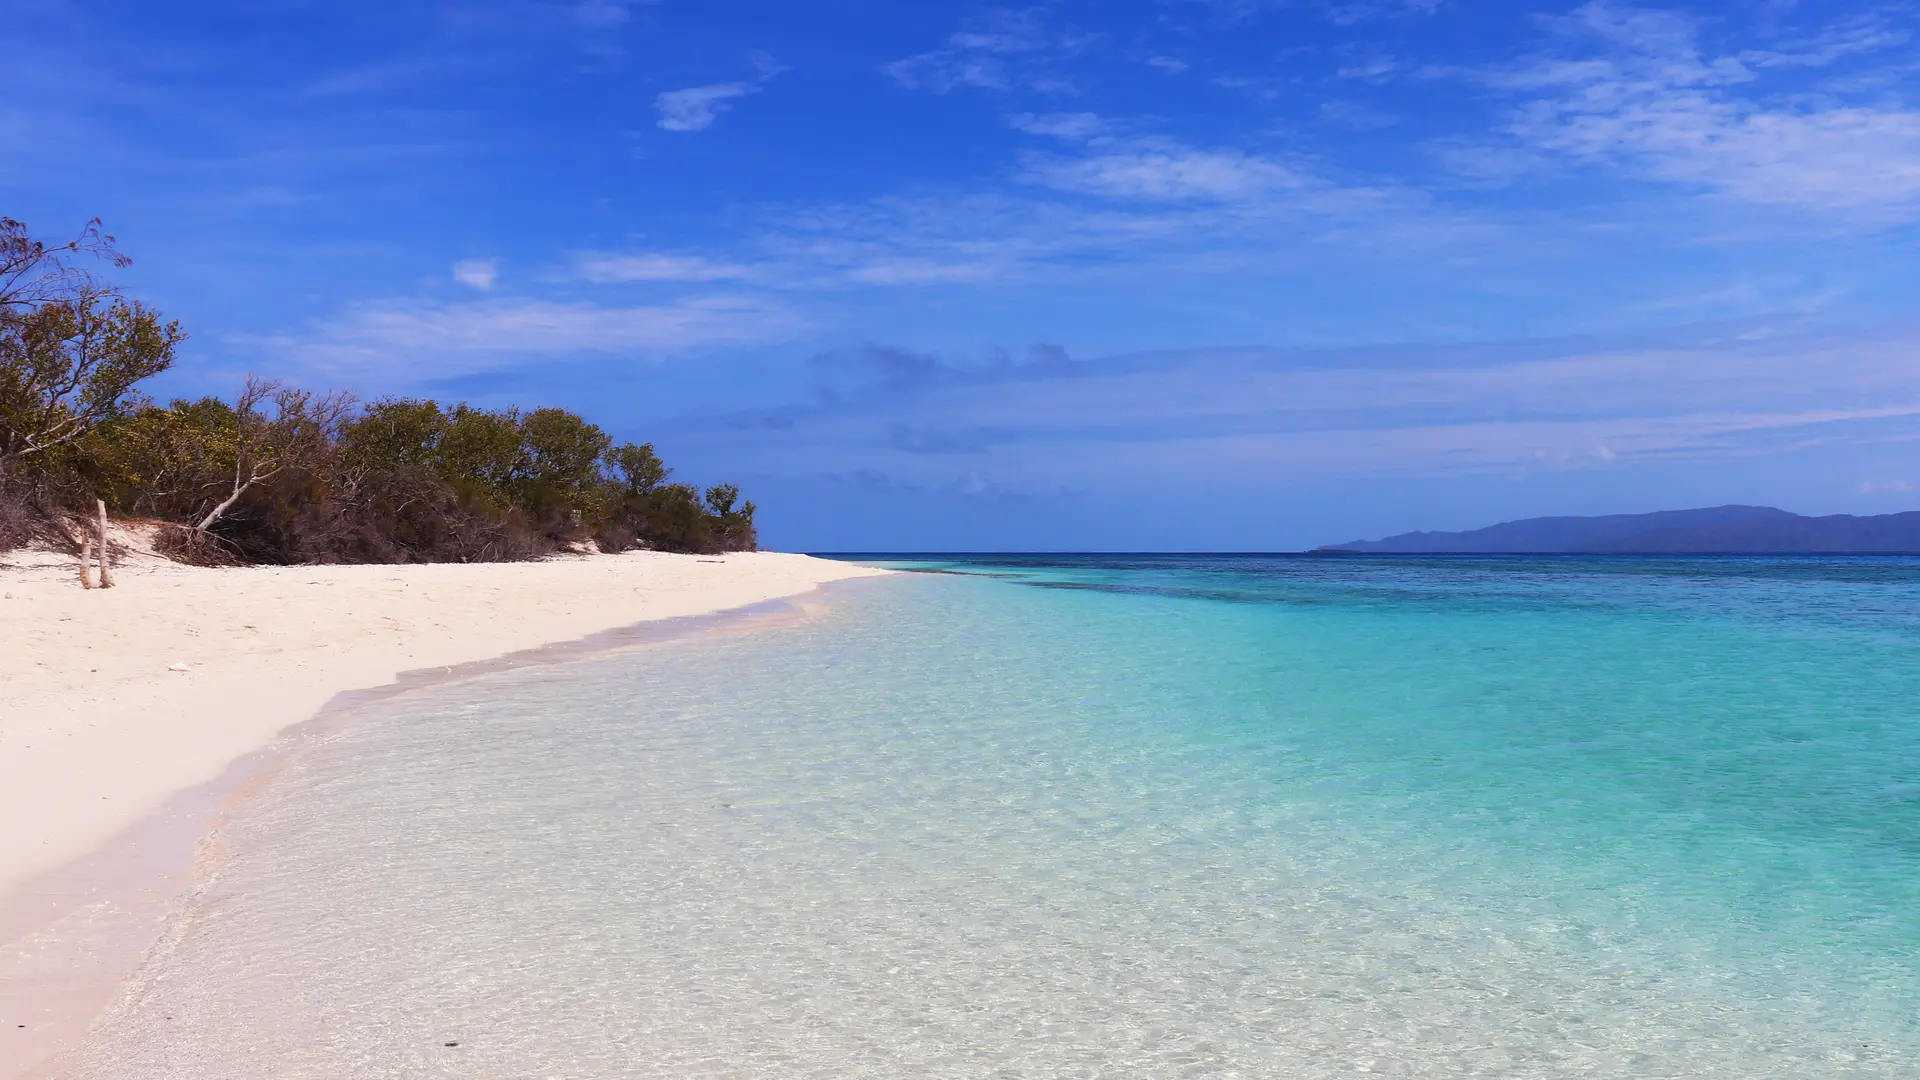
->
[62,555,1920,1077]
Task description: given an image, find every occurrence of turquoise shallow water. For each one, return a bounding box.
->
[62,556,1920,1077]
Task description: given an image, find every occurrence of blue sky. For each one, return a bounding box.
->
[7,0,1920,549]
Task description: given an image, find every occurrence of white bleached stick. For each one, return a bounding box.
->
[96,499,114,589]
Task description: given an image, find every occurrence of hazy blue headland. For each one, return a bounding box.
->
[1322,505,1920,554]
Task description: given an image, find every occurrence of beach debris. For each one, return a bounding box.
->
[167,661,191,672]
[444,1041,459,1047]
[78,500,115,589]
[97,500,114,588]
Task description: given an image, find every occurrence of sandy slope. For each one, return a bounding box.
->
[0,547,888,1076]
[0,548,886,897]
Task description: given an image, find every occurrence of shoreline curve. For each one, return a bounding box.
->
[0,550,891,1078]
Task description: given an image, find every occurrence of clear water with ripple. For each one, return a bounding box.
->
[61,556,1920,1077]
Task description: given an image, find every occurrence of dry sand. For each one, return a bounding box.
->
[0,544,889,1077]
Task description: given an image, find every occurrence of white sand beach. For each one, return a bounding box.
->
[0,547,888,1077]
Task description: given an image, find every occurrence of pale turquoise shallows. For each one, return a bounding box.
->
[62,556,1920,1077]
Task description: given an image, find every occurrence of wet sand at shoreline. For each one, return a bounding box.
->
[0,549,888,1077]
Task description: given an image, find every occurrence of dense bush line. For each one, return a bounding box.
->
[0,217,755,561]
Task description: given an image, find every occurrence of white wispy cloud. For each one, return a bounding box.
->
[945,10,1050,54]
[1008,111,1106,140]
[884,9,1075,93]
[884,54,1010,93]
[1022,137,1314,202]
[655,82,759,132]
[1739,14,1910,70]
[762,192,1150,287]
[697,323,1920,487]
[654,54,788,133]
[1325,0,1443,26]
[842,258,1003,286]
[1336,56,1399,80]
[1319,100,1403,129]
[451,258,499,291]
[682,140,1460,296]
[1496,1,1920,216]
[1856,478,1913,494]
[1209,74,1288,101]
[575,252,758,283]
[577,237,1024,290]
[1005,110,1346,206]
[282,295,810,376]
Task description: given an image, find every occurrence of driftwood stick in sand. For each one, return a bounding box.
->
[96,499,114,589]
[79,535,96,589]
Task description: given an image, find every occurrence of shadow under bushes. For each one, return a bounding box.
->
[0,472,85,555]
[150,522,248,567]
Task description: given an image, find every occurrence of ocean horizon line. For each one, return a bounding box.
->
[813,549,1920,557]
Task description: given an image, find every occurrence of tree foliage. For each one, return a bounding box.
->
[0,218,183,469]
[1,219,758,561]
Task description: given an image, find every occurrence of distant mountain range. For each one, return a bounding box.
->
[1319,505,1920,554]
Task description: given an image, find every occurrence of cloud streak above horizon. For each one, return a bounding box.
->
[651,321,1920,493]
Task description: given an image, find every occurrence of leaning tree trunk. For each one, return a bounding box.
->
[196,459,277,534]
